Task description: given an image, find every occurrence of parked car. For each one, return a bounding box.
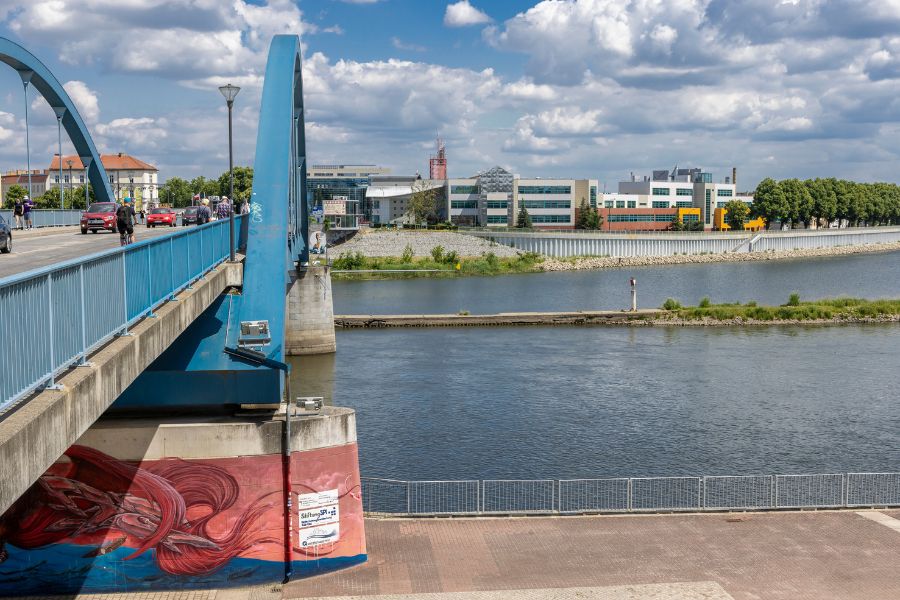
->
[0,214,11,253]
[181,206,200,226]
[147,207,177,228]
[80,202,119,234]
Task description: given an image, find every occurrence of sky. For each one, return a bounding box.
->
[1,0,900,191]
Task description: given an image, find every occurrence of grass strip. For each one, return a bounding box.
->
[660,296,900,321]
[331,251,544,279]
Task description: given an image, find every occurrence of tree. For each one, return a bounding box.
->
[160,176,194,207]
[751,177,789,228]
[805,178,837,227]
[516,205,532,229]
[408,179,437,225]
[5,184,26,208]
[779,178,814,228]
[575,197,601,230]
[189,176,219,199]
[217,166,253,202]
[723,199,750,230]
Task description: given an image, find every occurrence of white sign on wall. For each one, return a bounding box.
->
[297,489,340,548]
[324,197,347,216]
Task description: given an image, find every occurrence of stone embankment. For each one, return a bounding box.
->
[334,229,521,258]
[539,240,900,271]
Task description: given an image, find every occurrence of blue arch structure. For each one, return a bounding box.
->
[0,37,115,203]
[113,35,308,410]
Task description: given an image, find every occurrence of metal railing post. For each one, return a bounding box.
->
[46,273,56,388]
[842,473,848,507]
[406,481,411,515]
[169,236,176,299]
[772,475,777,508]
[121,251,129,335]
[701,476,706,510]
[627,478,633,512]
[146,246,154,316]
[79,263,87,365]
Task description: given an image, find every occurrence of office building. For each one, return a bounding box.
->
[307,164,390,229]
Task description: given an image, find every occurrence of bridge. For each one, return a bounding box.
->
[0,36,356,595]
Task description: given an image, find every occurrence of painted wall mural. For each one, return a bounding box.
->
[0,443,366,595]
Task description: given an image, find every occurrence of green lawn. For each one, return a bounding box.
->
[331,251,545,279]
[661,296,900,321]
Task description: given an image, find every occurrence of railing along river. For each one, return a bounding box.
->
[0,215,247,412]
[362,473,900,515]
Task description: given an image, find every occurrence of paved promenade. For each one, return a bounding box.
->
[3,510,898,599]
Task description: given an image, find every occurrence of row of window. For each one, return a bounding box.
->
[590,186,597,208]
[682,214,700,222]
[518,185,571,195]
[705,190,712,225]
[652,201,669,208]
[487,215,508,224]
[451,200,477,209]
[608,214,674,222]
[531,214,571,223]
[486,201,509,209]
[717,189,733,197]
[652,187,693,196]
[522,200,571,209]
[605,201,637,208]
[676,201,693,208]
[450,185,479,195]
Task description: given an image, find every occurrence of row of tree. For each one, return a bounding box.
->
[752,178,900,228]
[5,184,96,210]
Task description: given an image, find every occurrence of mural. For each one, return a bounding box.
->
[0,443,366,595]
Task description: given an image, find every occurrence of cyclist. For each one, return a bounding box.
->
[116,197,136,245]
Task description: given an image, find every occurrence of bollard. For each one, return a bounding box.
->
[630,277,637,311]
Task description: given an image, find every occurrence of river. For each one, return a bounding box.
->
[293,252,900,480]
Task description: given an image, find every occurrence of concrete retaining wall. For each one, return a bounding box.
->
[286,266,336,355]
[470,227,900,258]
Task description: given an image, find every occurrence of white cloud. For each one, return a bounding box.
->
[63,81,100,124]
[391,37,426,52]
[444,1,492,27]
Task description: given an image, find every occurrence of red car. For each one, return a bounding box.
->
[80,202,119,234]
[147,207,177,227]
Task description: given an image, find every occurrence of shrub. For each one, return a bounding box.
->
[699,296,711,308]
[401,244,414,263]
[333,251,366,270]
[662,298,682,310]
[746,300,758,307]
[430,245,445,262]
[444,250,459,265]
[483,252,499,268]
[787,292,800,307]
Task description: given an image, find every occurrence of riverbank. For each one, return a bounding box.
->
[334,298,900,328]
[539,240,900,271]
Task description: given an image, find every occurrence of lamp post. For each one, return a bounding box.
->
[218,83,240,262]
[83,157,92,210]
[66,159,73,209]
[53,107,66,209]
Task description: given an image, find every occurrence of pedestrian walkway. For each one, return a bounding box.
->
[3,510,899,600]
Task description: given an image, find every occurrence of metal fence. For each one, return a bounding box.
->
[0,215,246,413]
[0,209,83,228]
[362,473,900,516]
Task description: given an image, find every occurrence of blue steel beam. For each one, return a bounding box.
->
[0,38,115,204]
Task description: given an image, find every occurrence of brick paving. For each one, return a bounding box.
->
[285,510,900,600]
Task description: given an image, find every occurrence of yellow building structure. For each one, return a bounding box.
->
[714,207,765,231]
[677,207,702,224]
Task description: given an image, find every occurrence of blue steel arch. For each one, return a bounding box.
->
[0,37,115,203]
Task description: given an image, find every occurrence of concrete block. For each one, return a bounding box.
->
[285,266,336,355]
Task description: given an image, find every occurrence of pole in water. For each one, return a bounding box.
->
[630,277,637,312]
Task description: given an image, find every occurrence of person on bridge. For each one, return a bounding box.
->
[216,196,231,220]
[240,198,249,215]
[12,198,24,230]
[116,198,136,246]
[197,198,211,225]
[22,196,34,229]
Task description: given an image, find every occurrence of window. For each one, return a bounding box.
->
[717,202,728,209]
[451,185,479,195]
[487,215,508,224]
[451,200,477,209]
[54,176,60,183]
[609,214,652,222]
[717,189,733,197]
[590,186,597,208]
[486,200,509,209]
[605,201,614,208]
[372,200,380,209]
[79,175,85,183]
[109,175,115,184]
[129,178,134,184]
[652,187,669,196]
[675,201,693,208]
[652,201,669,208]
[518,185,571,195]
[676,188,693,196]
[522,200,570,209]
[627,201,637,208]
[705,190,712,224]
[682,214,699,222]
[530,214,571,223]
[616,201,625,208]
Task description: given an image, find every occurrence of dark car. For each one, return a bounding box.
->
[0,214,11,253]
[80,202,119,234]
[181,206,200,226]
[146,207,176,228]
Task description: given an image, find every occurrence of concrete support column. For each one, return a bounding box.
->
[286,265,336,355]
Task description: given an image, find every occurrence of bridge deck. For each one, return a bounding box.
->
[0,224,199,278]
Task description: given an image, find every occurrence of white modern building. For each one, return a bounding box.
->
[618,167,738,228]
[366,176,446,225]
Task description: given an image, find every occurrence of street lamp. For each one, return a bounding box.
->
[218,83,240,262]
[66,159,73,209]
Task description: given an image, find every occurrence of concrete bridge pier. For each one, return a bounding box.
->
[286,265,336,355]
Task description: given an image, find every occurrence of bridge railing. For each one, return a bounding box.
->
[0,209,84,228]
[361,473,900,516]
[0,215,245,413]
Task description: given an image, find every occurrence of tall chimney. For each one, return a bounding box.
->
[732,167,737,188]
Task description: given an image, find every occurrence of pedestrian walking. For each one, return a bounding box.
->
[216,196,231,221]
[240,199,249,215]
[197,198,212,225]
[23,196,34,229]
[12,198,24,230]
[138,208,145,224]
[116,198,136,246]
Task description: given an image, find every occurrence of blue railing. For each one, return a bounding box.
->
[0,215,246,412]
[0,209,83,228]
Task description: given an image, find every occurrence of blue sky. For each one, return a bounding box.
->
[1,0,900,190]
